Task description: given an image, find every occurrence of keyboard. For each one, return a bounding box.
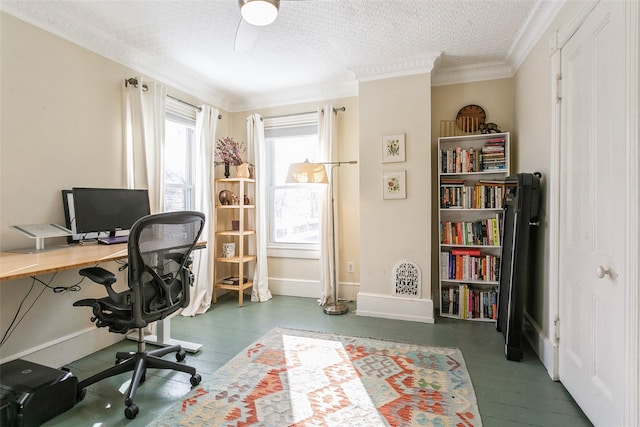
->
[98,235,128,245]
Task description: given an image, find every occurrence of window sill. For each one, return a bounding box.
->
[267,246,320,259]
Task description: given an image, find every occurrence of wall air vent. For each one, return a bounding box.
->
[392,260,421,298]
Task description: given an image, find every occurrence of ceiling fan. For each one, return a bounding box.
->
[234,0,280,52]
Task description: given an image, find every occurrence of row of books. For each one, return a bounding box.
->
[440,249,500,282]
[440,214,502,246]
[440,147,483,173]
[481,138,506,171]
[440,138,506,174]
[441,284,498,320]
[440,178,505,209]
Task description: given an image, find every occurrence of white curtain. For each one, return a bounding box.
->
[122,77,166,211]
[181,105,219,316]
[122,78,165,335]
[318,105,337,305]
[246,113,272,302]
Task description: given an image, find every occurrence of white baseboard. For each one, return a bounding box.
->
[268,277,360,302]
[356,292,434,324]
[3,327,122,368]
[523,312,558,380]
[268,277,322,298]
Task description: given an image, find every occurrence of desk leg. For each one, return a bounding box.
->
[126,318,203,353]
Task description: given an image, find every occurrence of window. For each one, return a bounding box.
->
[265,113,321,251]
[164,98,196,211]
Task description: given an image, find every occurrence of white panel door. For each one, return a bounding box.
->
[558,1,627,425]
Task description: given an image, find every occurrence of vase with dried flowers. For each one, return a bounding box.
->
[215,137,245,178]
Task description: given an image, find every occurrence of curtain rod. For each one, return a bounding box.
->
[264,106,346,120]
[124,78,222,119]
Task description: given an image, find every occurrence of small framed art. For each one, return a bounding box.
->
[382,134,405,163]
[383,170,406,199]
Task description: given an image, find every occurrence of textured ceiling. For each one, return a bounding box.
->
[0,0,564,111]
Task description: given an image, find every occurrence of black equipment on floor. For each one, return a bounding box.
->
[496,173,541,361]
[0,359,77,427]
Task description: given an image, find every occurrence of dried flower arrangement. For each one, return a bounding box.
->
[215,137,245,166]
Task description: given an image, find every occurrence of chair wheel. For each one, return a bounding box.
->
[176,350,187,362]
[190,374,201,386]
[76,388,86,403]
[124,403,139,420]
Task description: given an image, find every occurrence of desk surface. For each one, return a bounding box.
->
[0,241,207,352]
[0,244,129,282]
[0,242,206,282]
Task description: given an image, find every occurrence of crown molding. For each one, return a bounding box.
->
[228,77,359,112]
[508,0,566,70]
[350,53,442,83]
[431,61,515,87]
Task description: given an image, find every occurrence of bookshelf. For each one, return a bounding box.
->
[212,177,256,306]
[437,132,510,321]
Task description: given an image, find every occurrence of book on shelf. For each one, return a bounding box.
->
[451,248,481,256]
[441,178,465,185]
[442,284,498,320]
[440,138,506,174]
[221,276,248,285]
[440,213,502,246]
[440,179,505,209]
[440,251,500,282]
[440,147,483,174]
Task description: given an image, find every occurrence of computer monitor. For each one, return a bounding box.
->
[71,188,150,236]
[62,189,98,243]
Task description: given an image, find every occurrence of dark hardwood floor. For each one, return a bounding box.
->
[46,294,592,426]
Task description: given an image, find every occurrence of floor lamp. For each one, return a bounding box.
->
[286,159,357,315]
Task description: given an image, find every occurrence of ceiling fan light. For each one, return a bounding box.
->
[239,0,280,26]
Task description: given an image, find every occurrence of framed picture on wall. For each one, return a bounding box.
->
[383,170,406,199]
[382,134,405,163]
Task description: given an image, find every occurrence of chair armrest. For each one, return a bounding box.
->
[79,267,117,286]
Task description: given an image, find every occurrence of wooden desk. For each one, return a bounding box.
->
[0,243,204,352]
[0,243,129,282]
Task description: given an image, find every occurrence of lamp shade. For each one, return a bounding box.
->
[239,0,280,26]
[285,161,328,184]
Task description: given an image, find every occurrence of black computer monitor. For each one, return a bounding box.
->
[71,188,150,236]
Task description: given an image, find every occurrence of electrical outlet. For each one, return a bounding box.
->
[347,261,355,273]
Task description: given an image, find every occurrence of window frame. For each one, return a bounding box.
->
[163,98,197,212]
[264,113,322,258]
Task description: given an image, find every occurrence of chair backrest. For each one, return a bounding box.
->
[126,211,205,328]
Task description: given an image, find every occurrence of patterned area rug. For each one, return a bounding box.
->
[150,328,482,427]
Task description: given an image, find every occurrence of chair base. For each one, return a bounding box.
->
[76,343,201,419]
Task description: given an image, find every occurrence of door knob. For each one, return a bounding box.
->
[596,265,613,279]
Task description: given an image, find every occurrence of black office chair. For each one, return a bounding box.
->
[73,211,205,420]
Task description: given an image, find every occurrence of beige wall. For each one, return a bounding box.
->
[512,1,587,369]
[0,13,226,365]
[0,12,131,364]
[514,21,553,338]
[430,79,515,301]
[358,73,433,322]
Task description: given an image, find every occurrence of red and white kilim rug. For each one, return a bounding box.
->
[150,328,482,427]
